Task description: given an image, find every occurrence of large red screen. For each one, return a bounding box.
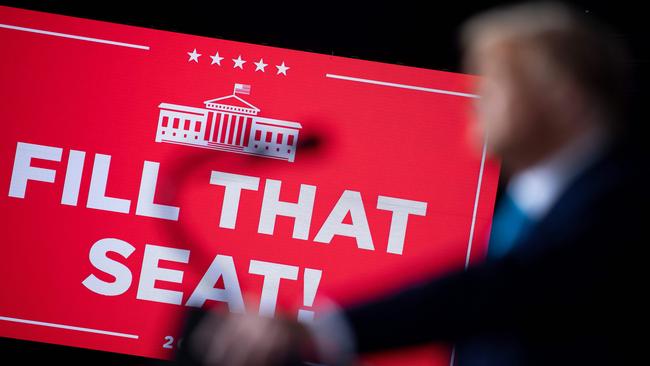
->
[0,5,499,364]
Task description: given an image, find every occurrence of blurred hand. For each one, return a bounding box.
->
[187,310,319,366]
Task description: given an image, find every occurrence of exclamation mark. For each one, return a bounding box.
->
[297,268,322,323]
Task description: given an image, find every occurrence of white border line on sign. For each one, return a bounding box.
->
[325,73,487,366]
[325,73,479,98]
[0,23,150,50]
[465,133,489,270]
[453,135,488,366]
[0,316,139,339]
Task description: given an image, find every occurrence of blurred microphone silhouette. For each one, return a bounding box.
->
[153,127,328,366]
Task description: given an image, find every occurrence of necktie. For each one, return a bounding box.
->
[487,193,534,260]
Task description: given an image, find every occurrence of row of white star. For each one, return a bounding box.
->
[187,49,290,75]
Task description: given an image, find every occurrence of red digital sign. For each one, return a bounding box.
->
[0,5,499,365]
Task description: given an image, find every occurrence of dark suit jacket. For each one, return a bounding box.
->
[342,139,648,365]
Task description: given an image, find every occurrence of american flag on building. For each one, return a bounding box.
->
[234,83,251,95]
[155,84,302,162]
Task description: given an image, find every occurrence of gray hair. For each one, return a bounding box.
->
[460,1,631,123]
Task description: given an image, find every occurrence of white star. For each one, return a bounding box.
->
[276,61,290,75]
[210,52,224,66]
[232,55,246,69]
[254,58,268,72]
[187,49,201,63]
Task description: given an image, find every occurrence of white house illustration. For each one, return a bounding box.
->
[155,83,302,162]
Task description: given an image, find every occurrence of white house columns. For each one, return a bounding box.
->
[156,86,302,162]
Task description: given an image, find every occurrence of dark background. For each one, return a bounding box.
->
[1,1,647,76]
[0,0,647,364]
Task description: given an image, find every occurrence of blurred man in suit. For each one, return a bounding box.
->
[177,2,647,366]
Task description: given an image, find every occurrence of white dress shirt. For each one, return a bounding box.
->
[506,125,609,221]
